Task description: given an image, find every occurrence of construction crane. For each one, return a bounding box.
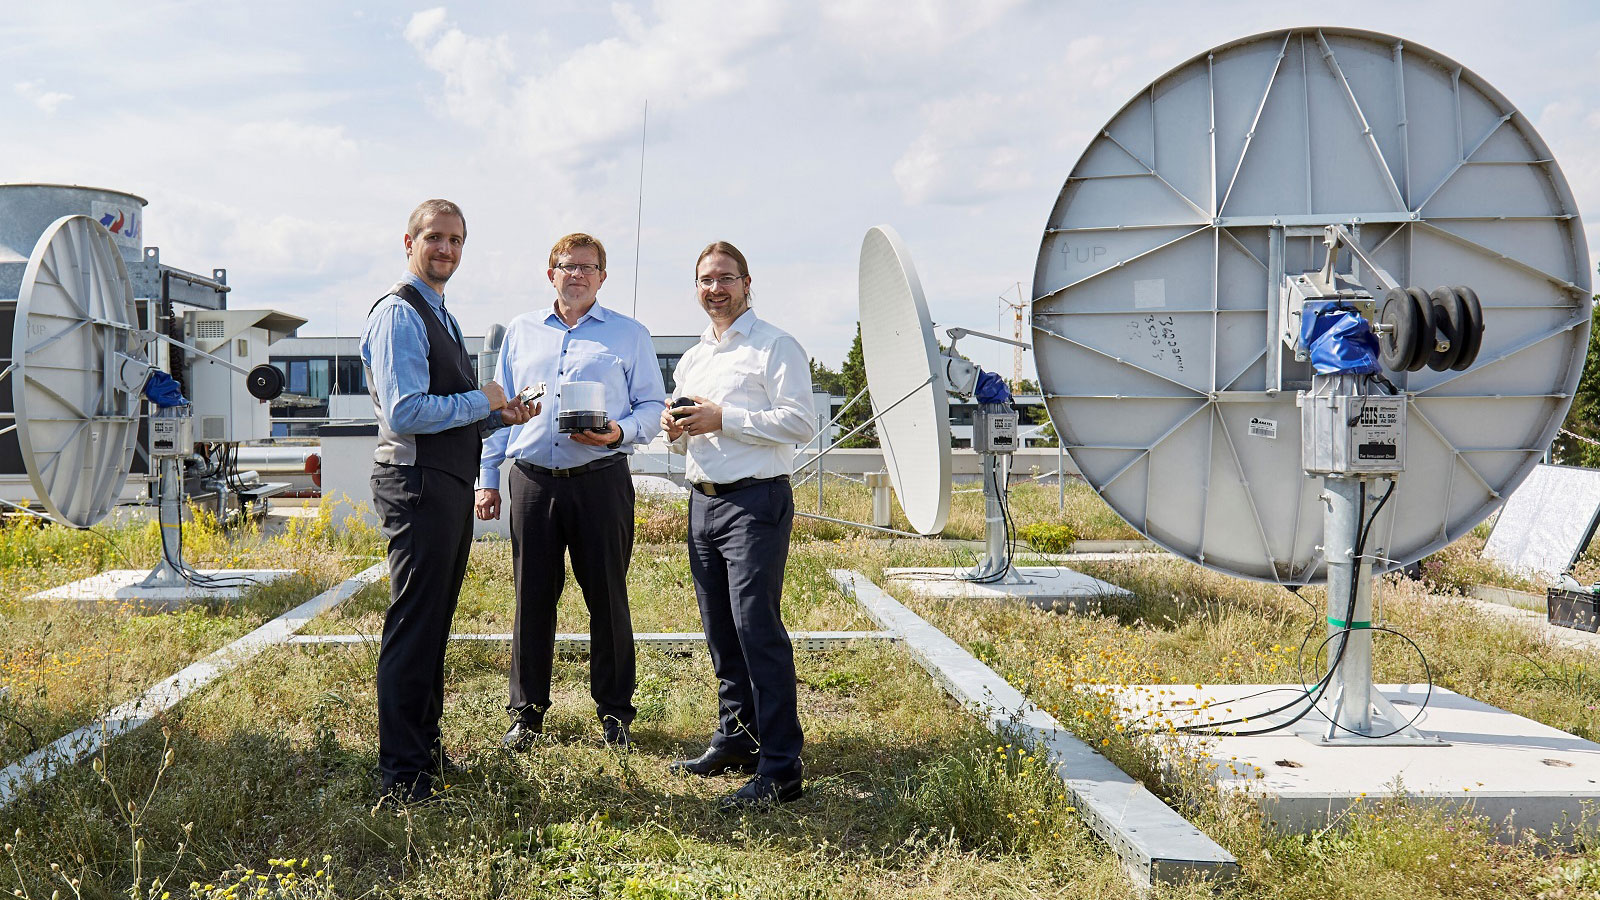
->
[998,283,1028,390]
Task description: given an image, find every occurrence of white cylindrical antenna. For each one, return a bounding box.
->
[557,381,609,434]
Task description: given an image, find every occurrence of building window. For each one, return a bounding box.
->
[336,358,365,395]
[287,360,308,395]
[308,359,331,398]
[659,355,682,394]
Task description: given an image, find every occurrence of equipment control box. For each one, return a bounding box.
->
[975,410,1019,454]
[149,413,192,457]
[1300,387,1406,475]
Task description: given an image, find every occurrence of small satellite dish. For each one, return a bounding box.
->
[1033,26,1591,585]
[12,216,145,527]
[859,225,951,535]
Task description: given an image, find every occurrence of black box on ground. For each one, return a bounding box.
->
[1548,588,1600,632]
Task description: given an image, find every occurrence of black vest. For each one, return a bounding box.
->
[369,282,483,482]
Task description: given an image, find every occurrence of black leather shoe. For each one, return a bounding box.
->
[602,717,632,749]
[719,773,803,810]
[432,743,468,779]
[374,775,436,811]
[670,745,759,777]
[502,710,545,751]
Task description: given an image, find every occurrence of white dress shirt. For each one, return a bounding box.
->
[671,308,816,485]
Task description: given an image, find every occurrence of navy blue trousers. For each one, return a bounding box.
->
[688,478,802,780]
[371,463,473,795]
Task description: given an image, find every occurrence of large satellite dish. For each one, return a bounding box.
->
[860,225,951,535]
[12,216,143,527]
[1033,26,1591,585]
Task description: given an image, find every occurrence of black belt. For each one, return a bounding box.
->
[691,475,787,497]
[515,454,625,479]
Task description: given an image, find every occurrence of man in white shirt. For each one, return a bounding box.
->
[661,241,816,809]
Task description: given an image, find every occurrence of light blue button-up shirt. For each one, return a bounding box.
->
[479,301,665,489]
[361,272,497,437]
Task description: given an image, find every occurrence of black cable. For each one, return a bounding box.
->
[1178,478,1400,738]
[151,460,260,590]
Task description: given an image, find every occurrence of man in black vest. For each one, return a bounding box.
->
[360,199,535,806]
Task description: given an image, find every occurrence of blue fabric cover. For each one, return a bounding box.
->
[142,370,189,407]
[1300,302,1382,375]
[974,369,1013,404]
[142,368,188,406]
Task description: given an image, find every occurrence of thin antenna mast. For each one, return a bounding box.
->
[998,282,1026,387]
[631,100,648,318]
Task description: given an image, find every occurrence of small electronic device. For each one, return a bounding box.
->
[557,381,608,433]
[517,382,546,405]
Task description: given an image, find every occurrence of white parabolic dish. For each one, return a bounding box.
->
[1032,27,1592,584]
[12,215,142,528]
[859,225,951,535]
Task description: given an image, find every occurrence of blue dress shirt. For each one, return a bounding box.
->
[479,302,665,489]
[361,272,497,435]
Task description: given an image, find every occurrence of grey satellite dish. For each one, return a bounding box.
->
[860,225,951,535]
[1033,26,1590,587]
[10,215,146,527]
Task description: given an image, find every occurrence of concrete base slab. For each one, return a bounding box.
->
[1116,683,1600,838]
[836,570,1237,887]
[30,569,297,608]
[886,565,1130,608]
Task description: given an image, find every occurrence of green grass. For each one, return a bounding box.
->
[0,482,1595,897]
[0,505,372,768]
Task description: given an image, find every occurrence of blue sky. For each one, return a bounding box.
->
[3,1,1597,378]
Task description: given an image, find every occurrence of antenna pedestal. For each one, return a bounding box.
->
[1299,372,1442,746]
[139,458,190,589]
[1310,474,1440,746]
[963,452,1026,584]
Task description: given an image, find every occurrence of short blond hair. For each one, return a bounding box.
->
[549,233,606,270]
[407,199,466,239]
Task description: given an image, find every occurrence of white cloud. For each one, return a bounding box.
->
[818,0,1029,57]
[14,80,71,114]
[237,120,359,162]
[889,33,1151,206]
[403,2,787,164]
[230,120,359,161]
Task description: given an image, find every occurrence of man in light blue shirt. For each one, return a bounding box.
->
[476,232,665,749]
[361,199,535,807]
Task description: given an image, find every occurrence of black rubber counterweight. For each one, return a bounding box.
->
[1378,288,1418,371]
[1428,286,1467,371]
[246,364,286,400]
[1404,287,1436,372]
[1451,285,1485,370]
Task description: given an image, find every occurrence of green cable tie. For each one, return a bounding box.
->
[1326,617,1372,629]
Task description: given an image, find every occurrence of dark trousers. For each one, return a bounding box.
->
[688,478,802,780]
[507,456,637,724]
[371,463,473,794]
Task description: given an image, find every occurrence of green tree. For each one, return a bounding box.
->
[809,358,843,395]
[1554,299,1600,467]
[836,324,877,448]
[1026,404,1058,447]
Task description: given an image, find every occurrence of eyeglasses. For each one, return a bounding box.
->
[555,263,602,275]
[696,274,746,288]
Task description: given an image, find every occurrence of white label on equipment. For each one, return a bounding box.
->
[1249,416,1278,439]
[1134,279,1166,309]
